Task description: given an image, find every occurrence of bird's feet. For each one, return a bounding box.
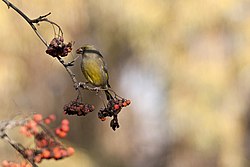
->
[93,87,101,92]
[78,82,89,88]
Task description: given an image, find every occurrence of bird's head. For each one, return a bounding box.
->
[76,44,96,54]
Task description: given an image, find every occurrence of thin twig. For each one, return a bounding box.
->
[2,0,48,47]
[2,134,38,167]
[0,118,38,167]
[1,0,81,92]
[56,57,81,96]
[2,0,113,96]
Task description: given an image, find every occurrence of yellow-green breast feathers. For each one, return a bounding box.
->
[81,56,109,87]
[77,45,109,88]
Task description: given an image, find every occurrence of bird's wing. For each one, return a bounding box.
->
[98,57,108,74]
[98,57,110,88]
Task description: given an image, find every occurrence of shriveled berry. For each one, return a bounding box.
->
[46,37,72,57]
[64,100,94,116]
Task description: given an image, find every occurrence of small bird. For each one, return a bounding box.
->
[76,45,113,100]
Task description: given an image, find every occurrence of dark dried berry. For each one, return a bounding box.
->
[64,100,94,116]
[110,116,119,131]
[98,97,131,130]
[46,37,72,57]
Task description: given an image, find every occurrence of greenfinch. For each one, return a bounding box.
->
[76,45,113,100]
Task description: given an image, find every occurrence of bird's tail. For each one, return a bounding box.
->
[105,90,113,101]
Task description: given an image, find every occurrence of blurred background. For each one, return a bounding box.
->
[1,0,250,166]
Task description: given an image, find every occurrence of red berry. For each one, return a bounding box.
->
[31,126,38,135]
[34,154,42,163]
[48,114,56,121]
[25,149,33,157]
[114,104,120,110]
[33,114,43,122]
[2,160,9,167]
[44,118,51,124]
[20,126,27,134]
[126,100,131,105]
[42,149,51,158]
[59,131,67,138]
[21,161,31,167]
[40,139,48,148]
[60,149,68,157]
[100,117,106,121]
[61,125,69,132]
[55,128,61,135]
[25,131,32,137]
[122,102,127,107]
[67,147,75,156]
[53,147,62,159]
[61,119,69,125]
[30,120,37,127]
[26,120,37,129]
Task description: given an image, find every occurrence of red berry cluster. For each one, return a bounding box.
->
[20,114,56,137]
[22,146,74,163]
[3,114,75,166]
[46,37,72,57]
[64,100,95,116]
[2,160,32,167]
[98,98,131,131]
[55,119,70,138]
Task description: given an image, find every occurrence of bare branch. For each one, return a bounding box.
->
[2,134,38,167]
[0,118,38,167]
[2,0,48,47]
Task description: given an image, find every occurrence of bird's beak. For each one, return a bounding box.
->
[76,48,84,54]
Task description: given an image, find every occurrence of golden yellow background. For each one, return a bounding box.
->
[1,0,250,167]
